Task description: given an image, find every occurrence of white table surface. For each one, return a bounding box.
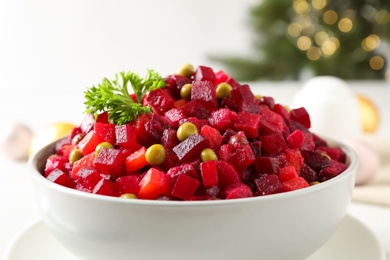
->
[1,81,389,259]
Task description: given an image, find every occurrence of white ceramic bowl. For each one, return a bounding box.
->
[29,139,357,260]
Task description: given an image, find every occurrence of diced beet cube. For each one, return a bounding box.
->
[300,163,317,183]
[181,100,211,119]
[94,122,116,144]
[165,74,192,99]
[160,129,180,154]
[312,133,328,147]
[288,120,315,151]
[316,146,346,163]
[318,160,348,182]
[231,84,260,114]
[93,178,119,197]
[145,113,173,145]
[254,156,282,174]
[233,112,261,138]
[172,134,209,162]
[194,65,216,83]
[78,131,105,156]
[200,160,218,187]
[96,111,109,123]
[286,129,305,149]
[216,143,233,162]
[260,133,288,154]
[259,96,275,110]
[116,175,140,195]
[250,141,262,157]
[75,166,103,191]
[214,70,229,84]
[200,125,223,152]
[258,108,285,134]
[224,183,253,199]
[44,155,69,177]
[47,168,76,188]
[290,107,311,129]
[284,148,304,174]
[167,163,199,183]
[146,88,175,114]
[278,166,299,183]
[71,152,96,179]
[94,148,126,179]
[164,108,186,128]
[273,103,290,121]
[255,174,282,196]
[281,177,309,192]
[138,168,172,200]
[208,108,237,133]
[222,128,238,144]
[172,98,189,110]
[216,161,241,188]
[160,153,180,172]
[115,124,137,150]
[229,144,255,172]
[125,146,148,173]
[191,80,218,111]
[301,150,332,173]
[134,113,151,146]
[171,174,200,201]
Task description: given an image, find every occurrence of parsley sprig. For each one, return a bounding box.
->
[84,70,166,125]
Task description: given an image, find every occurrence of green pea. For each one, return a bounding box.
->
[69,148,84,164]
[95,142,114,157]
[177,122,198,141]
[216,82,233,99]
[200,148,218,162]
[120,193,138,199]
[177,63,194,77]
[309,181,320,186]
[180,83,192,100]
[145,144,166,166]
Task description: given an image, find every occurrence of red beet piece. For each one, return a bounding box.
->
[94,147,126,179]
[259,96,275,110]
[290,107,311,129]
[208,108,237,133]
[115,124,137,150]
[75,166,103,191]
[164,108,186,128]
[138,168,172,199]
[284,148,304,174]
[134,113,151,146]
[115,175,140,195]
[78,131,105,156]
[80,113,95,133]
[233,111,261,138]
[47,168,76,188]
[167,163,199,183]
[216,161,241,188]
[94,122,116,144]
[318,159,348,182]
[231,84,260,114]
[93,179,119,197]
[160,129,180,154]
[255,174,282,196]
[228,131,249,150]
[44,155,69,177]
[181,100,211,119]
[165,74,192,99]
[145,113,173,145]
[258,108,285,134]
[249,140,262,157]
[200,160,218,187]
[281,177,309,192]
[254,156,282,174]
[96,111,109,124]
[171,174,200,201]
[191,80,218,111]
[273,103,290,121]
[288,120,315,151]
[216,144,233,162]
[229,144,255,172]
[194,65,216,83]
[214,70,229,84]
[179,117,207,133]
[301,150,332,173]
[224,183,253,199]
[286,129,305,149]
[300,163,317,183]
[146,88,175,114]
[260,132,288,154]
[278,166,299,183]
[316,146,346,163]
[200,125,223,152]
[172,134,209,162]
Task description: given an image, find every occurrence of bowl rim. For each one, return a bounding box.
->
[28,137,358,208]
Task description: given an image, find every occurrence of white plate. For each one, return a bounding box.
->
[4,214,385,260]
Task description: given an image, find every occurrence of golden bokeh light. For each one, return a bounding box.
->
[338,18,353,32]
[361,34,380,52]
[293,0,310,14]
[375,9,390,24]
[369,56,385,70]
[307,47,321,61]
[312,0,326,10]
[323,10,338,24]
[321,40,337,56]
[288,23,302,37]
[329,36,340,49]
[297,36,312,50]
[314,31,329,45]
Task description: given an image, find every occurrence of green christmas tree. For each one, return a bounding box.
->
[211,0,390,81]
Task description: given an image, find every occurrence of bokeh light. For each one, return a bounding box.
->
[361,34,381,52]
[338,18,353,32]
[297,36,312,50]
[312,0,327,10]
[323,10,338,24]
[288,23,303,37]
[307,47,321,60]
[294,0,310,14]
